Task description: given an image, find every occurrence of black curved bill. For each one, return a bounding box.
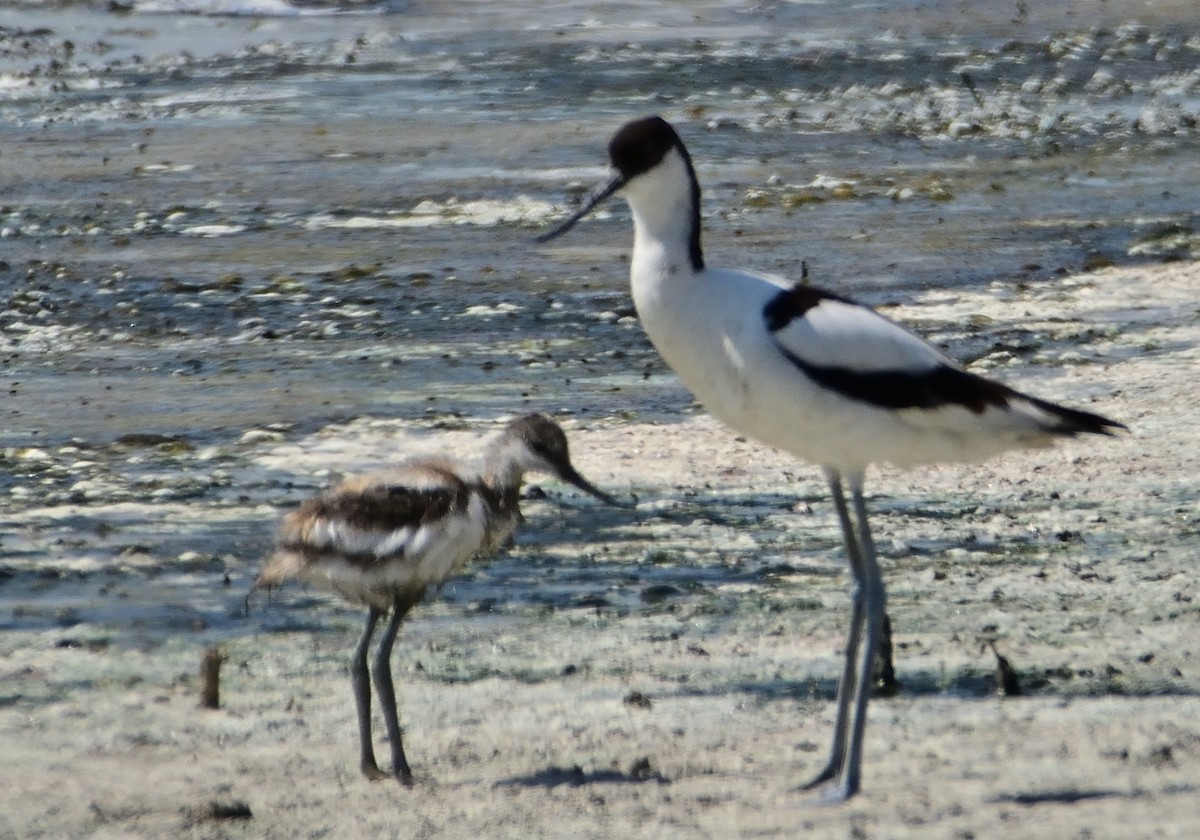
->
[557,463,632,508]
[535,171,626,243]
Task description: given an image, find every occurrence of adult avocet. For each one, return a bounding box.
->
[537,116,1124,801]
[254,413,623,786]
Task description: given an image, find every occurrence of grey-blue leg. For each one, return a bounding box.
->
[802,468,886,802]
[373,598,415,786]
[352,608,389,780]
[800,469,865,793]
[839,472,886,800]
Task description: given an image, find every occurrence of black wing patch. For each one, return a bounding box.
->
[277,483,474,567]
[763,285,1011,413]
[307,484,470,533]
[763,286,1125,432]
[762,285,858,332]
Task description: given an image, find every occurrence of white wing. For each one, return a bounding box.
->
[763,286,949,374]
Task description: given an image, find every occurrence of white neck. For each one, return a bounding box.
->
[622,149,703,283]
[482,438,533,494]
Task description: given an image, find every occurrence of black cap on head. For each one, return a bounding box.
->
[536,115,704,273]
[607,115,684,180]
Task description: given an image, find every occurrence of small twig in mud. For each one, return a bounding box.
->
[200,646,227,710]
[984,640,1023,696]
[181,800,253,825]
[204,800,252,820]
[628,756,668,783]
[623,690,653,710]
[961,72,986,108]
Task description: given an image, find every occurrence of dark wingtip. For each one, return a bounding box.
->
[1032,396,1127,437]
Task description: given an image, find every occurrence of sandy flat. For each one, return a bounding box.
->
[1,260,1198,838]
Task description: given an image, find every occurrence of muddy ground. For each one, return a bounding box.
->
[1,260,1198,838]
